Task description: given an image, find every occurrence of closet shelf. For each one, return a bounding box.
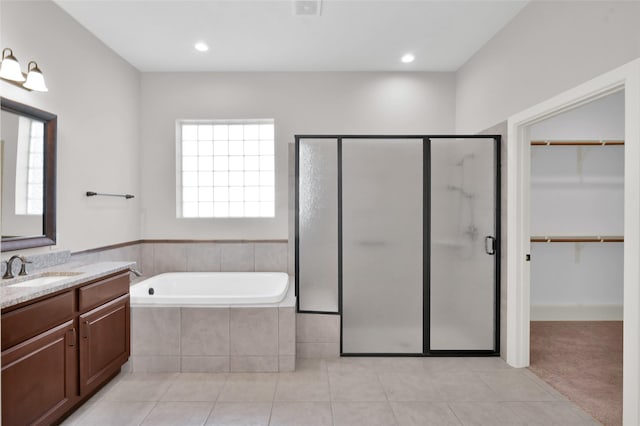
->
[531,140,624,146]
[531,176,623,185]
[531,236,623,243]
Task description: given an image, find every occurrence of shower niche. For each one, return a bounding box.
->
[295,135,500,356]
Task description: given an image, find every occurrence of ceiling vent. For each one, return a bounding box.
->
[294,0,322,16]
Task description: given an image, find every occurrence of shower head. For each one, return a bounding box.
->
[456,153,475,166]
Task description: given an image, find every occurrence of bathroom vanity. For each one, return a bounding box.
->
[0,262,133,425]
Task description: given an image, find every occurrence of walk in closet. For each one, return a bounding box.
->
[528,90,624,426]
[529,91,624,321]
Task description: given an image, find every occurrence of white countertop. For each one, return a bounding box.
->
[0,261,135,309]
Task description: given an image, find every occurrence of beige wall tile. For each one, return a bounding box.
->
[131,307,180,356]
[220,243,255,272]
[296,342,340,358]
[181,308,230,356]
[181,356,230,373]
[130,356,180,373]
[139,243,155,276]
[254,242,288,272]
[230,308,278,356]
[154,243,188,274]
[296,314,340,343]
[186,243,221,272]
[278,307,296,356]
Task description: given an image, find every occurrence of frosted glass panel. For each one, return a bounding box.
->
[342,139,423,353]
[430,138,496,350]
[298,139,339,312]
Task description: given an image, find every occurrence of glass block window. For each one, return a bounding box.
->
[177,119,275,218]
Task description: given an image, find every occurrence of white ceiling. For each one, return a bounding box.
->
[54,0,528,72]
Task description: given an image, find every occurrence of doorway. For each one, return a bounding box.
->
[506,58,640,425]
[527,91,624,425]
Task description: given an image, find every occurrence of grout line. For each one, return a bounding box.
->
[267,401,275,425]
[138,401,159,426]
[201,403,216,425]
[445,402,465,426]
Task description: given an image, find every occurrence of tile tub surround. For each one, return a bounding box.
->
[296,314,341,358]
[130,285,296,373]
[61,357,599,426]
[138,241,289,277]
[68,240,288,277]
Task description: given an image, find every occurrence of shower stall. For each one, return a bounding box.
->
[295,135,500,356]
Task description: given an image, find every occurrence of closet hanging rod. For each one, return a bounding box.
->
[86,191,135,199]
[531,236,623,243]
[530,140,624,146]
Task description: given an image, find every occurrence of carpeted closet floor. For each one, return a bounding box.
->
[529,321,623,426]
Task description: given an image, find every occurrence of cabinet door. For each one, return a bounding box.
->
[1,320,77,426]
[79,294,130,395]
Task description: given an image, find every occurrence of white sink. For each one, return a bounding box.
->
[7,272,82,288]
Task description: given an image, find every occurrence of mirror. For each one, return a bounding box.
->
[1,98,56,251]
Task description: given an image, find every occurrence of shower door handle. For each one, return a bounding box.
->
[484,236,496,255]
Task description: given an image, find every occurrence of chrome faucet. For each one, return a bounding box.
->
[3,255,32,279]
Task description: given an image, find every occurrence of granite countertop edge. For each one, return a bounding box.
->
[0,261,136,310]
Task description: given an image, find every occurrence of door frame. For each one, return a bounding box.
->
[505,58,640,425]
[295,134,501,356]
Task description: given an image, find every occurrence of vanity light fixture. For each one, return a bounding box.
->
[0,48,25,82]
[0,48,48,92]
[23,62,48,92]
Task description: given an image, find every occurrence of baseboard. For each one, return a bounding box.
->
[531,304,623,321]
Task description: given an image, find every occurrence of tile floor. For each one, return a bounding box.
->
[62,357,600,426]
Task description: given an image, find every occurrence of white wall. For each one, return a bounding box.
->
[139,72,455,239]
[456,1,640,133]
[529,92,625,320]
[0,0,141,254]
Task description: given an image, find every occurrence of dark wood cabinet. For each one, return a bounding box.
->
[1,271,130,425]
[79,293,130,395]
[1,320,77,426]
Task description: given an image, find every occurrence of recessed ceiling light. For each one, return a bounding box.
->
[194,42,209,52]
[401,53,415,64]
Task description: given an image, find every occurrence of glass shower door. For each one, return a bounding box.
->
[297,138,339,313]
[429,138,497,351]
[341,138,423,354]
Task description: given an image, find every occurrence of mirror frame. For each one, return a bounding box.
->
[1,97,57,251]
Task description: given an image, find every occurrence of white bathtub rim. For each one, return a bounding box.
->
[130,274,296,308]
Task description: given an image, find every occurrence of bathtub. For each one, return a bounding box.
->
[128,272,296,373]
[130,272,289,306]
